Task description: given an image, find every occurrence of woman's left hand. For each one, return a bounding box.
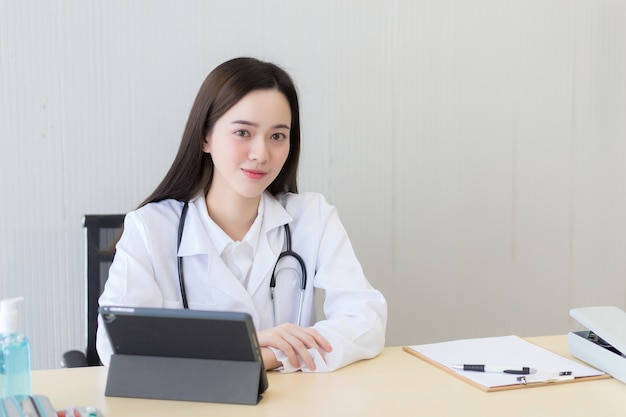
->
[257,323,332,371]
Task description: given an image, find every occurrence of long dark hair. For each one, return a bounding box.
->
[140,57,301,208]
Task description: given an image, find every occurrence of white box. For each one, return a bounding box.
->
[568,306,626,384]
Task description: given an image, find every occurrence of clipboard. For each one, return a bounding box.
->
[403,335,609,392]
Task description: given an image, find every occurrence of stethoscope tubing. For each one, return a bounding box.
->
[178,201,190,309]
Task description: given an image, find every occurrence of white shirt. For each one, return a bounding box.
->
[97,191,387,372]
[206,198,263,288]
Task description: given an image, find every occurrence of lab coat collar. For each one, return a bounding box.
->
[260,192,293,231]
[175,196,213,257]
[176,192,293,259]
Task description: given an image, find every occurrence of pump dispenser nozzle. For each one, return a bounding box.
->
[0,296,24,334]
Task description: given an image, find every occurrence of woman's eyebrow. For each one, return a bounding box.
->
[231,120,290,130]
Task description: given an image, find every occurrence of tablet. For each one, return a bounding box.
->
[99,306,268,394]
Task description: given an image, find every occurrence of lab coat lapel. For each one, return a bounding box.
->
[176,197,212,259]
[247,193,292,296]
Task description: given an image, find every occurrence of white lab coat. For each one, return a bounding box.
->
[96,191,387,372]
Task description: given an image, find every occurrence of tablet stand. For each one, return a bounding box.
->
[105,354,263,405]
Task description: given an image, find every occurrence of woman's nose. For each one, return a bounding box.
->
[248,135,269,162]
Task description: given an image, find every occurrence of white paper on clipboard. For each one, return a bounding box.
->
[406,335,604,389]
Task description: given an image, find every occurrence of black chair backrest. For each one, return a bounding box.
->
[83,214,125,366]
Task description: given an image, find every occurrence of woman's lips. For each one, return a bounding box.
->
[242,169,266,180]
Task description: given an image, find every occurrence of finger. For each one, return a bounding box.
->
[300,327,333,353]
[258,326,309,369]
[280,330,315,369]
[286,327,331,365]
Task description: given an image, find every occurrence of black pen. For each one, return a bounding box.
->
[451,364,537,375]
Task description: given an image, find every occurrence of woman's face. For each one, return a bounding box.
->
[204,89,291,202]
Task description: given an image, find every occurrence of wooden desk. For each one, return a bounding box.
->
[33,336,625,417]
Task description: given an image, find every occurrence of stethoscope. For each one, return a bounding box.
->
[176,201,307,326]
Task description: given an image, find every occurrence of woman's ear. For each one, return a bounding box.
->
[202,134,211,153]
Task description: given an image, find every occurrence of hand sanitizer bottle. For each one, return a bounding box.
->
[0,297,32,399]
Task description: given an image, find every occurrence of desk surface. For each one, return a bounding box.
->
[34,335,625,417]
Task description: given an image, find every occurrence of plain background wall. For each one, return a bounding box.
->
[1,0,625,370]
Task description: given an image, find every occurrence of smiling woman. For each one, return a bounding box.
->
[96,57,388,374]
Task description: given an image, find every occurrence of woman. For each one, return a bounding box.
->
[96,57,387,372]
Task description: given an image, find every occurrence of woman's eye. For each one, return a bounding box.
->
[270,132,286,140]
[234,130,250,137]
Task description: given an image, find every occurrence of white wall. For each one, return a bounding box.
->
[1,0,625,369]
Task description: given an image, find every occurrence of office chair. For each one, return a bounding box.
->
[62,214,125,367]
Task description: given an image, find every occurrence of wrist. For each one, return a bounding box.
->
[261,347,281,370]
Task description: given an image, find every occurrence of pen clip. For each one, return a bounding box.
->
[517,372,574,385]
[503,367,533,375]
